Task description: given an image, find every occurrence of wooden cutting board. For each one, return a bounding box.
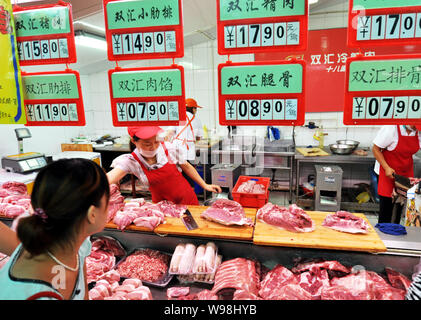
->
[296,147,330,157]
[106,205,257,241]
[253,211,386,253]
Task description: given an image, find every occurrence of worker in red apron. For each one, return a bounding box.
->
[107,126,221,205]
[373,125,421,224]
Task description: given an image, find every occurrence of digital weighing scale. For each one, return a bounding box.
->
[1,128,48,174]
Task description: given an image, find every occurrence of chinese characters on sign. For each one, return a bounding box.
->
[344,55,421,125]
[22,71,86,126]
[219,61,305,125]
[103,0,183,60]
[108,66,186,126]
[311,50,375,73]
[13,3,76,65]
[217,0,308,54]
[348,0,421,47]
[0,0,25,124]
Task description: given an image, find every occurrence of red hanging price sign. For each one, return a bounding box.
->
[218,60,306,126]
[348,0,421,47]
[344,54,421,126]
[217,0,308,55]
[13,2,77,66]
[22,69,86,126]
[108,65,186,127]
[103,0,184,61]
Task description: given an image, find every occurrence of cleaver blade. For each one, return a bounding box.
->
[181,209,199,230]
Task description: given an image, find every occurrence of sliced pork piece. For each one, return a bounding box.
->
[291,260,350,274]
[201,199,253,227]
[196,289,218,300]
[1,181,27,195]
[259,265,298,299]
[385,267,412,291]
[157,200,187,218]
[113,210,138,230]
[133,215,163,230]
[257,203,315,233]
[296,269,330,299]
[167,287,190,299]
[322,211,370,234]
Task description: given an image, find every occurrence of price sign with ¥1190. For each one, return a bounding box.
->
[348,0,421,47]
[344,54,421,125]
[13,2,76,66]
[217,0,308,55]
[108,65,186,126]
[218,60,305,126]
[21,70,85,126]
[103,0,183,61]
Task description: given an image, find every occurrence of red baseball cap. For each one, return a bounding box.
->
[127,126,163,139]
[186,98,202,108]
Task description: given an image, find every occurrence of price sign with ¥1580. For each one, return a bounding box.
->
[22,70,85,126]
[348,0,421,47]
[108,65,186,126]
[13,2,76,66]
[218,60,305,126]
[103,0,184,61]
[217,0,308,55]
[344,54,421,125]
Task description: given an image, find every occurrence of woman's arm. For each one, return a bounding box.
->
[107,167,128,185]
[83,261,89,300]
[180,162,222,193]
[0,222,19,256]
[372,144,395,178]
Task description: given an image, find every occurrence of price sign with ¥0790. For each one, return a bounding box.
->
[13,2,76,66]
[218,60,306,126]
[103,0,184,61]
[22,70,86,126]
[344,54,421,125]
[217,0,308,55]
[348,0,421,47]
[108,65,186,126]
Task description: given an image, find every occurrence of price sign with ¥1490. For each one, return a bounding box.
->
[13,2,76,66]
[108,65,186,126]
[22,70,85,126]
[217,0,308,55]
[348,0,421,47]
[103,0,184,61]
[218,60,305,126]
[344,54,421,126]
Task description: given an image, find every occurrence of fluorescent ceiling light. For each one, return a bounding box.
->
[75,34,107,51]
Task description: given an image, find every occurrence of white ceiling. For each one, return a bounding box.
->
[16,0,348,74]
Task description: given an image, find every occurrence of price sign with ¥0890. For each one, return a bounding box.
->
[217,0,308,55]
[218,60,306,126]
[22,70,86,126]
[103,0,184,61]
[13,2,76,66]
[344,54,421,125]
[348,0,421,47]
[108,65,186,126]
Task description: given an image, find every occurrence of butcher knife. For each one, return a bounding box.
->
[393,173,412,191]
[181,209,199,231]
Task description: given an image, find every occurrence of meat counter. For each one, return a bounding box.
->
[94,227,421,300]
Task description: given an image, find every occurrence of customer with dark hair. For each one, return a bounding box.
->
[0,158,110,300]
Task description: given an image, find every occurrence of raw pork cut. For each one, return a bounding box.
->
[107,184,125,222]
[322,211,370,234]
[259,265,298,299]
[367,271,406,300]
[196,289,218,300]
[385,267,412,291]
[232,290,262,300]
[157,200,187,218]
[257,203,315,233]
[237,180,265,194]
[1,181,27,195]
[296,269,330,299]
[212,258,260,298]
[89,275,152,300]
[291,260,350,274]
[167,287,190,299]
[201,199,253,227]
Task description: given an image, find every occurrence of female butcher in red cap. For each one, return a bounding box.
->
[373,125,421,224]
[107,126,221,205]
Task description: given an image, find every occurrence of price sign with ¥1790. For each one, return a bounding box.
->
[344,54,421,126]
[348,0,421,47]
[22,70,85,126]
[103,0,183,61]
[217,0,308,55]
[108,65,186,126]
[218,60,305,126]
[13,2,76,66]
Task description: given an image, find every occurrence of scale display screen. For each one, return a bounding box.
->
[15,128,31,139]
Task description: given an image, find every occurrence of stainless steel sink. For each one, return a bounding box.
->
[263,138,295,152]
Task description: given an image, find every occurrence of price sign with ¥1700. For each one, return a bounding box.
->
[108,65,186,126]
[22,70,85,126]
[13,2,76,66]
[103,0,184,61]
[344,54,421,126]
[218,60,305,126]
[217,0,308,55]
[348,0,421,47]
